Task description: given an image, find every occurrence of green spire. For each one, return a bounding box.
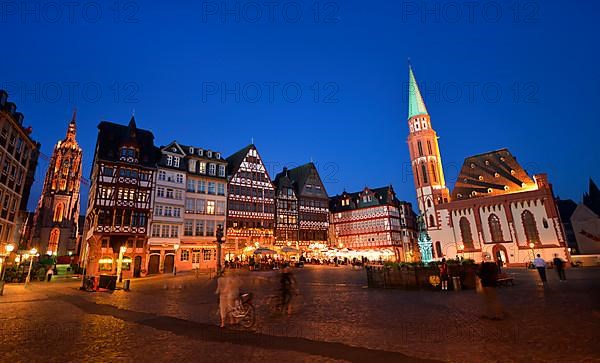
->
[408,65,429,119]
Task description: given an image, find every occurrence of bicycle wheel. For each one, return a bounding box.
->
[239,303,255,328]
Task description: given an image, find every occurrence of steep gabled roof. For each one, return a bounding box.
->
[451,148,535,200]
[273,168,295,193]
[96,120,160,167]
[226,144,254,177]
[287,162,328,197]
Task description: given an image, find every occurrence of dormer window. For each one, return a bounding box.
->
[207,151,213,158]
[216,152,221,159]
[189,147,194,154]
[198,149,203,156]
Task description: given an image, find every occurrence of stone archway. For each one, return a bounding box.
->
[492,244,509,267]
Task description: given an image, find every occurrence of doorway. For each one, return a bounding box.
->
[492,244,509,267]
[148,254,160,274]
[133,256,142,277]
[163,254,174,274]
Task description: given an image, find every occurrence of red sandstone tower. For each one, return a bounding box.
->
[406,65,450,230]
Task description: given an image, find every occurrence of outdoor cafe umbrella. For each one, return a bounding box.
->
[253,247,277,255]
[280,246,298,253]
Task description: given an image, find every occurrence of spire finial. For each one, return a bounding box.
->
[71,107,77,123]
[251,137,254,145]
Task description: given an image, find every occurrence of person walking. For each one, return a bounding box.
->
[215,269,240,328]
[476,256,504,320]
[439,258,449,291]
[280,265,297,316]
[533,254,547,284]
[46,266,54,282]
[553,254,566,281]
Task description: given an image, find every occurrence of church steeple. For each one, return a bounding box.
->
[408,65,428,119]
[66,109,77,141]
[405,64,450,227]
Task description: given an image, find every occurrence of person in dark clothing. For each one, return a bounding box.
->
[477,257,504,320]
[439,258,450,291]
[280,266,297,316]
[553,254,566,281]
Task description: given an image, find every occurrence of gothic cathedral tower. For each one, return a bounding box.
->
[31,111,83,256]
[406,65,450,229]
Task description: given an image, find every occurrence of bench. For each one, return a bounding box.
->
[496,273,514,286]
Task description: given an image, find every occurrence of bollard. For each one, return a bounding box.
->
[452,276,461,291]
[123,279,131,291]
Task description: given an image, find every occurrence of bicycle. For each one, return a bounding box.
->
[264,289,302,316]
[212,292,256,329]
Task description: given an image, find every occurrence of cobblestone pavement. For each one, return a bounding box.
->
[0,266,599,362]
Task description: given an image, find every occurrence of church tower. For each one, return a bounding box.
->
[31,111,83,256]
[406,65,450,229]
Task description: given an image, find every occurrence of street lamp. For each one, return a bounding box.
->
[173,244,180,275]
[116,246,127,283]
[529,242,536,260]
[25,248,37,285]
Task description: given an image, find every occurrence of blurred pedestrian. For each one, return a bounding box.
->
[46,266,54,282]
[533,254,547,283]
[439,258,449,291]
[553,254,566,281]
[280,265,297,316]
[215,269,240,328]
[476,256,504,320]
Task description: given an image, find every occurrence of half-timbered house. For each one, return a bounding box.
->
[287,163,329,250]
[225,144,275,254]
[83,117,160,278]
[273,168,299,247]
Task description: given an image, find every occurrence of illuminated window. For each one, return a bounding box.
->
[48,228,60,253]
[53,203,64,222]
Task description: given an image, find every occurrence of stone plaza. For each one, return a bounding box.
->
[0,266,598,362]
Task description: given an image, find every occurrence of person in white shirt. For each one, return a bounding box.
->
[533,254,547,283]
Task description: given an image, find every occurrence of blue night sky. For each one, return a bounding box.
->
[2,0,599,211]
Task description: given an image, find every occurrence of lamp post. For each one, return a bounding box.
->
[25,248,37,285]
[173,244,179,275]
[529,242,536,262]
[215,224,224,276]
[116,246,126,283]
[0,243,15,295]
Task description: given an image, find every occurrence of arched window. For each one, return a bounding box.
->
[488,214,504,242]
[48,228,60,253]
[53,203,64,223]
[435,241,443,258]
[522,210,540,245]
[459,217,474,249]
[417,141,423,156]
[542,218,549,229]
[429,214,436,227]
[421,164,428,184]
[426,199,432,208]
[430,162,438,183]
